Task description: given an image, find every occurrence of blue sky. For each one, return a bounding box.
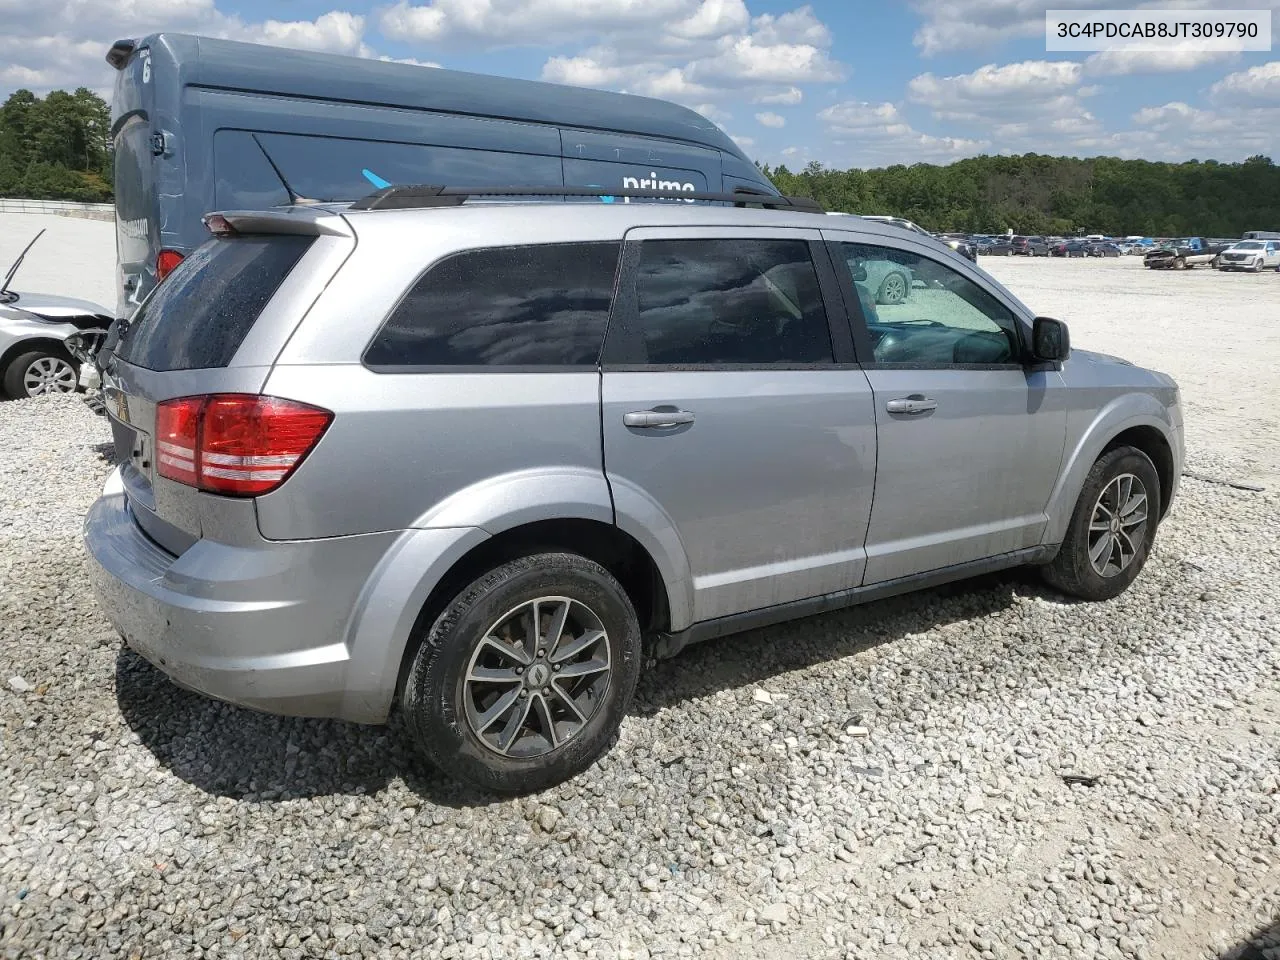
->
[3,0,1279,169]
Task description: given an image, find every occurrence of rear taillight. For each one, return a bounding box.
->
[156,249,184,281]
[155,394,333,497]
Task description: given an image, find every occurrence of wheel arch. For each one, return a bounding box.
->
[0,336,74,373]
[389,518,672,708]
[1101,425,1175,520]
[1043,402,1180,545]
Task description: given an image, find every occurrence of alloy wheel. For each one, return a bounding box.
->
[463,596,612,758]
[1088,473,1149,578]
[21,357,77,397]
[881,273,907,302]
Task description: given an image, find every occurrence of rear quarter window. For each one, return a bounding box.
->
[115,235,315,371]
[364,242,620,367]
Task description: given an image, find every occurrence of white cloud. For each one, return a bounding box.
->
[755,86,803,104]
[1130,98,1279,157]
[381,0,724,44]
[690,35,841,84]
[730,133,756,149]
[750,6,832,46]
[908,60,1082,112]
[1084,48,1238,77]
[755,110,786,127]
[1209,60,1280,105]
[541,55,714,101]
[818,99,989,166]
[906,59,1102,148]
[254,11,372,57]
[537,3,843,113]
[0,0,390,97]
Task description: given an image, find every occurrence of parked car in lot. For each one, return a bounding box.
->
[978,237,1014,256]
[936,233,977,262]
[1143,237,1230,270]
[1051,240,1088,258]
[84,187,1184,792]
[0,230,115,399]
[1012,235,1050,256]
[1087,242,1122,258]
[1218,239,1280,272]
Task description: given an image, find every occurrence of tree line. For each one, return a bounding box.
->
[0,89,113,203]
[3,86,1279,237]
[763,153,1280,238]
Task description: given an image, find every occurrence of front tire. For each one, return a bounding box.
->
[403,553,642,793]
[1042,446,1161,601]
[3,348,79,399]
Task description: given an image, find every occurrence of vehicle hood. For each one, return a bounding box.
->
[2,290,114,322]
[1072,348,1134,367]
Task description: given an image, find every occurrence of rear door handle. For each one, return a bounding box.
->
[623,409,695,428]
[885,395,937,416]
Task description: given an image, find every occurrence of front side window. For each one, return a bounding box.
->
[365,242,620,367]
[626,238,833,365]
[836,242,1021,366]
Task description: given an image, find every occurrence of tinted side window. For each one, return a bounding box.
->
[837,242,1020,366]
[365,242,620,367]
[629,239,833,365]
[116,235,314,371]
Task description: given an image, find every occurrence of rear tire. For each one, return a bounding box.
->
[1042,446,1161,601]
[877,271,909,304]
[2,348,79,399]
[403,553,642,793]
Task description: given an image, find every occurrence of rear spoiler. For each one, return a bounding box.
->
[201,209,354,238]
[106,39,136,70]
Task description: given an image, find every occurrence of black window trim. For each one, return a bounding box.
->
[360,239,624,373]
[601,235,852,370]
[824,236,1032,371]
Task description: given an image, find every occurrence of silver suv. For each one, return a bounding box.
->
[84,189,1183,792]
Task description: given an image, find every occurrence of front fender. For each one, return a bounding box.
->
[0,314,79,356]
[1043,394,1181,545]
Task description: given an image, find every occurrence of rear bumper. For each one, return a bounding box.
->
[83,469,401,721]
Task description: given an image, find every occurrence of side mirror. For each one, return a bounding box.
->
[1032,316,1070,362]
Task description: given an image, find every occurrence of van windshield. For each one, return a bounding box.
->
[115,235,314,371]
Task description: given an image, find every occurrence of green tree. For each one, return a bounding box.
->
[0,88,113,200]
[763,152,1280,237]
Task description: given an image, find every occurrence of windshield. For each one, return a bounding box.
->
[1233,241,1264,250]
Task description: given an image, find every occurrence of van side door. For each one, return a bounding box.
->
[600,227,877,626]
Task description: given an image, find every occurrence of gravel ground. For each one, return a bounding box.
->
[1,252,1278,960]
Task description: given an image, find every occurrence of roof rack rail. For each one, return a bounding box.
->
[347,184,824,214]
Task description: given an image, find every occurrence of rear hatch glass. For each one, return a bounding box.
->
[114,234,314,371]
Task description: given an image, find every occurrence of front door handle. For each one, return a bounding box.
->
[885,395,937,416]
[623,409,695,428]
